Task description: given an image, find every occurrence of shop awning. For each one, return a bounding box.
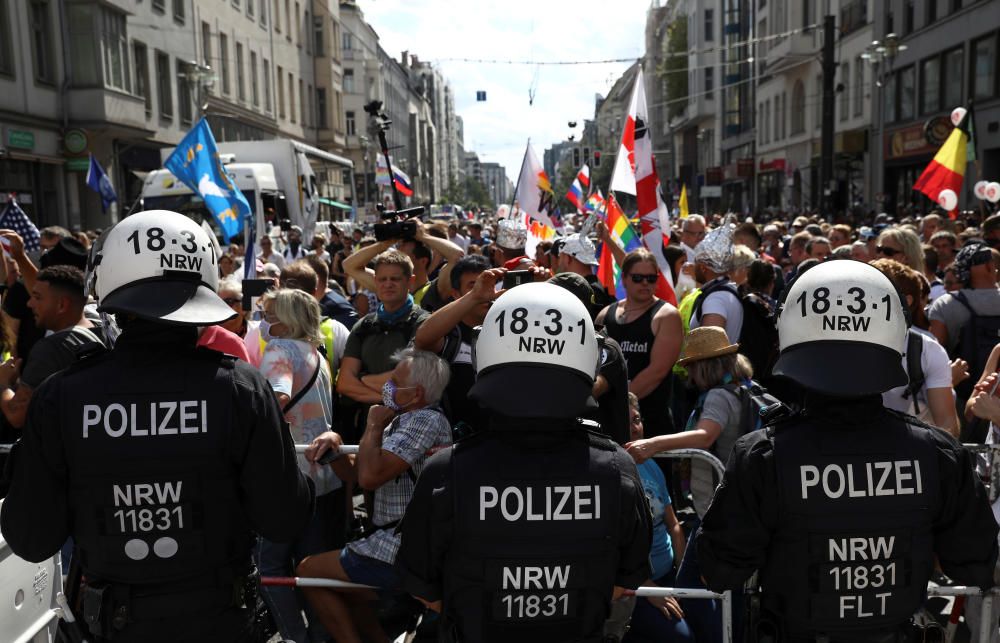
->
[318,197,352,210]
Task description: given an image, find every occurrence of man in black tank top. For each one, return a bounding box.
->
[597,249,683,439]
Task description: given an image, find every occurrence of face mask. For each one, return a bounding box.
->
[381,380,416,412]
[259,319,275,342]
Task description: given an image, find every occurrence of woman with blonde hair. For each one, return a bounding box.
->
[257,288,340,643]
[875,227,925,274]
[728,244,756,286]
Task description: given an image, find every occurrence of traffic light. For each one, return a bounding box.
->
[573,147,580,167]
[593,150,601,167]
[583,147,590,167]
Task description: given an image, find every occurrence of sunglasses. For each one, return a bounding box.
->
[629,273,658,284]
[876,245,901,257]
[222,297,242,306]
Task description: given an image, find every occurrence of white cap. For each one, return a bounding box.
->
[561,234,599,267]
[95,210,235,326]
[774,261,907,396]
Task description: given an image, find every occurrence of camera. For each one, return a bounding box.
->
[278,218,292,232]
[241,278,275,311]
[502,270,533,290]
[373,205,425,242]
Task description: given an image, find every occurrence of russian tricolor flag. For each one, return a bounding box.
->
[564,164,590,212]
[376,155,414,197]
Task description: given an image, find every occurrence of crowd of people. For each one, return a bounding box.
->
[2,203,1000,642]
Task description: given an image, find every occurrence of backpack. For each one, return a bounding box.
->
[951,291,1000,402]
[901,330,927,416]
[692,278,780,381]
[719,378,788,438]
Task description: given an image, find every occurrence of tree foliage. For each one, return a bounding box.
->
[660,18,688,121]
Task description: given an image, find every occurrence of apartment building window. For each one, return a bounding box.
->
[152,0,165,14]
[774,0,785,34]
[944,48,963,107]
[314,16,324,55]
[839,61,849,121]
[853,56,864,116]
[927,0,937,23]
[330,22,340,61]
[134,42,151,114]
[201,22,211,67]
[29,1,55,84]
[791,81,805,134]
[247,0,255,18]
[886,2,894,35]
[884,73,897,123]
[763,100,770,143]
[344,68,355,93]
[333,90,343,131]
[304,8,311,53]
[920,56,940,114]
[102,7,130,92]
[950,0,962,12]
[299,79,306,125]
[219,34,230,95]
[973,34,997,99]
[903,0,914,35]
[289,72,295,122]
[802,0,814,29]
[233,0,241,8]
[173,0,184,24]
[236,43,245,102]
[277,65,285,118]
[250,51,259,107]
[0,0,13,78]
[273,0,280,32]
[263,58,272,112]
[781,92,787,138]
[285,0,291,41]
[156,51,173,120]
[177,58,193,125]
[899,65,915,120]
[259,0,267,26]
[343,31,353,52]
[295,2,301,46]
[814,75,822,129]
[317,88,327,128]
[346,110,356,136]
[705,67,714,98]
[704,9,714,41]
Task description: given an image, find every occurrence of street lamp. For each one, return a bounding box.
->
[862,33,907,214]
[178,61,216,115]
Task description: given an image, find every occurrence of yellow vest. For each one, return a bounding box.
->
[413,281,432,308]
[672,288,702,377]
[259,320,338,380]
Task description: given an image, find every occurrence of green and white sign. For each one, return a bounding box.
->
[7,129,34,150]
[64,129,88,154]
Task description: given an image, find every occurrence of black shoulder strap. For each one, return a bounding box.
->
[692,277,737,322]
[953,290,976,317]
[283,350,322,414]
[903,330,925,410]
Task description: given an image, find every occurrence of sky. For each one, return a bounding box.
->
[358,0,653,185]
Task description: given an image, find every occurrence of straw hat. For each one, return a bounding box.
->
[677,326,740,366]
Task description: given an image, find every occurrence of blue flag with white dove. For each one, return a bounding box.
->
[163,119,250,243]
[86,155,118,213]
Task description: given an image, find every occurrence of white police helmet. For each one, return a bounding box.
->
[469,282,599,417]
[773,260,907,396]
[93,210,236,326]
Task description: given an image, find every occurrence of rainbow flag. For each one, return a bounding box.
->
[598,194,643,299]
[584,190,605,214]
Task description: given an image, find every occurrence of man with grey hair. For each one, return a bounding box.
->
[297,347,452,642]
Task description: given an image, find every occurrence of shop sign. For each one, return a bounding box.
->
[66,158,90,172]
[7,129,34,150]
[737,158,755,178]
[63,129,89,155]
[705,166,723,185]
[924,116,952,147]
[886,123,938,160]
[701,185,722,198]
[759,158,787,173]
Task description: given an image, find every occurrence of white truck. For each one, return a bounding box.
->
[142,139,355,242]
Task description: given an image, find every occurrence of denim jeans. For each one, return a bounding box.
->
[675,520,745,643]
[256,488,344,643]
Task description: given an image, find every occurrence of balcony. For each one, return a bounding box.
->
[762,30,817,74]
[66,87,149,132]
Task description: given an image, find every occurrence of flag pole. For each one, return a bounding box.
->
[508,139,530,218]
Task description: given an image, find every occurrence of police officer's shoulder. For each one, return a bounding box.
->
[63,343,112,374]
[192,345,238,369]
[886,408,966,450]
[578,419,618,452]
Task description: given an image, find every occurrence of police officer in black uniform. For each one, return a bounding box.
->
[396,276,653,643]
[1,210,315,642]
[697,260,998,642]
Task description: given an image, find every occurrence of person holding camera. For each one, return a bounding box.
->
[342,217,464,313]
[337,249,429,442]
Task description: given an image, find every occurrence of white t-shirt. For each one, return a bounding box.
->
[882,327,953,419]
[690,289,744,344]
[449,233,469,252]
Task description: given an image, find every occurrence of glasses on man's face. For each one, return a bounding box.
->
[630,414,644,427]
[876,245,901,257]
[628,273,658,284]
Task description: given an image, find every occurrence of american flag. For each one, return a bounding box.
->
[0,196,40,252]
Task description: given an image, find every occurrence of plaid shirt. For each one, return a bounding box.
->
[346,406,452,564]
